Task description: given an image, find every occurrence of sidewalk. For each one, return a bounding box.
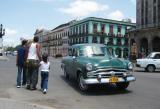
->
[0,98,55,109]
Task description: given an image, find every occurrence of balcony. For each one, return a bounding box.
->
[108,33,115,37]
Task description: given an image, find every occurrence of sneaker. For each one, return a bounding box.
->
[17,86,20,88]
[43,89,47,94]
[26,84,30,89]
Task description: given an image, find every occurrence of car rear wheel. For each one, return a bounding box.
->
[116,82,129,90]
[78,73,89,91]
[146,65,155,72]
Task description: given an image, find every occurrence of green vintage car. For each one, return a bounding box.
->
[61,44,136,91]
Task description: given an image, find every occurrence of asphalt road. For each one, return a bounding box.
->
[0,56,160,109]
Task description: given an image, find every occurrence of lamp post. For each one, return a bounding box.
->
[0,24,5,48]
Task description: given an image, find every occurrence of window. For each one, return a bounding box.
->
[108,38,113,45]
[145,0,148,25]
[79,25,82,34]
[125,38,129,46]
[101,24,105,34]
[76,26,78,35]
[93,23,98,33]
[153,6,157,24]
[158,0,160,23]
[86,23,89,34]
[100,37,105,44]
[154,54,160,59]
[83,24,85,34]
[117,38,121,45]
[82,37,84,43]
[86,37,88,43]
[109,25,113,34]
[92,37,97,43]
[141,0,144,25]
[72,48,77,56]
[118,26,121,33]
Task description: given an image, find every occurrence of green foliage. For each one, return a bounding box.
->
[6,44,20,51]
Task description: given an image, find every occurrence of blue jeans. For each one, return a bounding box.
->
[41,71,49,90]
[17,66,23,86]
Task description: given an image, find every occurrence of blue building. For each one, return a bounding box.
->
[69,17,136,58]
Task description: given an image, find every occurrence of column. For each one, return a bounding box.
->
[105,23,109,34]
[113,47,116,56]
[121,48,124,58]
[89,21,93,34]
[97,22,101,33]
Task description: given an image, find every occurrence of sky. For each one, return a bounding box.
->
[0,0,136,47]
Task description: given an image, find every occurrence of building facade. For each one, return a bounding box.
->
[34,29,50,54]
[130,0,160,57]
[49,23,70,57]
[69,17,135,58]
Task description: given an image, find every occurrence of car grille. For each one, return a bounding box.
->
[87,69,127,78]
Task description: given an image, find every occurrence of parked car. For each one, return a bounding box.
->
[136,52,160,72]
[12,51,17,56]
[61,44,136,91]
[0,48,3,56]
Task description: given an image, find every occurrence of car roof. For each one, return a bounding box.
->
[150,52,160,55]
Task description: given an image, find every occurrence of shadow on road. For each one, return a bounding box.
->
[60,75,132,96]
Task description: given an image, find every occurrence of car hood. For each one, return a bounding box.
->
[136,58,148,61]
[80,56,127,69]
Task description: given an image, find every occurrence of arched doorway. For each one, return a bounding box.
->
[140,38,148,55]
[115,48,121,58]
[152,37,160,52]
[123,48,129,58]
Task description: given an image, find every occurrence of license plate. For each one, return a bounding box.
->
[109,76,118,83]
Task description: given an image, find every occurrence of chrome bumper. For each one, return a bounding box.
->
[83,76,136,85]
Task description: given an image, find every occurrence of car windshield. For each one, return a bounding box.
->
[79,46,111,57]
[146,53,154,59]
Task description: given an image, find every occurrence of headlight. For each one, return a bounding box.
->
[128,62,133,70]
[86,63,93,71]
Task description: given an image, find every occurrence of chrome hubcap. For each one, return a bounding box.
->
[79,75,87,90]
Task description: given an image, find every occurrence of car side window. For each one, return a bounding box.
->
[78,49,84,56]
[154,54,160,59]
[72,48,78,57]
[68,48,72,56]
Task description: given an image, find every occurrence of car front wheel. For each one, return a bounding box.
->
[116,82,129,90]
[78,73,89,91]
[64,67,69,79]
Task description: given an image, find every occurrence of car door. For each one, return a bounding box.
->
[70,48,79,78]
[65,47,73,75]
[153,53,160,68]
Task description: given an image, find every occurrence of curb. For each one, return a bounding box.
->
[0,98,55,109]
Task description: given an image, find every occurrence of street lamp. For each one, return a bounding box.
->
[0,24,5,38]
[0,24,5,52]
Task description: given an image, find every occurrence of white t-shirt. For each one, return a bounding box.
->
[27,43,38,60]
[40,61,50,72]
